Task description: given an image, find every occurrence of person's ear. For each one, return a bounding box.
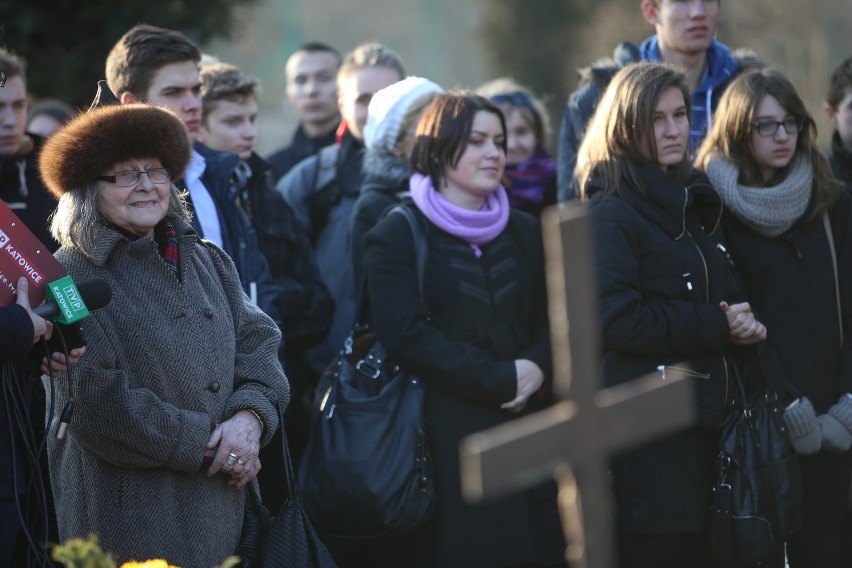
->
[824,103,838,125]
[120,91,140,104]
[641,0,660,26]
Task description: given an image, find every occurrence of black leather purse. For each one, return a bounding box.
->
[238,389,337,567]
[711,355,802,565]
[297,204,436,540]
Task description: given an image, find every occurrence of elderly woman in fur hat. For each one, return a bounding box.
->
[38,103,289,567]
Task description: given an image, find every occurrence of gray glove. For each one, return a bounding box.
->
[782,397,822,455]
[817,394,852,453]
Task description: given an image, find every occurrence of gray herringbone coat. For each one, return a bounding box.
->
[45,220,289,568]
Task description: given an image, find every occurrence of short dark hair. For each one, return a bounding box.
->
[0,47,26,84]
[293,42,342,66]
[410,92,507,191]
[827,55,852,109]
[106,24,201,99]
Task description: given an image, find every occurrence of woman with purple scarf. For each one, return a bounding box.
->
[477,78,558,216]
[362,93,566,568]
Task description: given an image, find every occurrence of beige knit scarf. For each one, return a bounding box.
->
[705,154,813,237]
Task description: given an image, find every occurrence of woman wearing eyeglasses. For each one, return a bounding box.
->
[37,103,289,567]
[477,78,557,217]
[696,68,852,567]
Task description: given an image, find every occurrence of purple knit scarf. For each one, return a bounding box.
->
[409,172,510,257]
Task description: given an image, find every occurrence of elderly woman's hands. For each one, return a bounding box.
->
[206,410,263,487]
[41,346,86,376]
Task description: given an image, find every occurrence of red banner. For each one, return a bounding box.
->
[0,199,66,306]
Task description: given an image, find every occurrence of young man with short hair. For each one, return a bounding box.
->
[276,41,404,380]
[105,24,280,322]
[0,49,59,250]
[826,55,852,185]
[198,61,334,506]
[266,42,342,182]
[557,0,746,200]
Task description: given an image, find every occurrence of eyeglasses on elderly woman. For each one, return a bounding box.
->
[97,168,171,187]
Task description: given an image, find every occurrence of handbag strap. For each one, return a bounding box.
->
[237,378,298,500]
[354,202,430,322]
[823,211,844,344]
[387,204,429,313]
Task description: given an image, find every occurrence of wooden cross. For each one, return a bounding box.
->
[459,202,698,568]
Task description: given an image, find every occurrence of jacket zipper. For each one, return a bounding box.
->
[686,229,730,399]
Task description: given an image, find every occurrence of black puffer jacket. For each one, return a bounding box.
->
[589,166,744,427]
[588,166,753,533]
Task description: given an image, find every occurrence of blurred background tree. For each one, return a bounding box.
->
[0,0,259,108]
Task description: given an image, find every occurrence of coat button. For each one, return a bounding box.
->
[204,309,214,319]
[208,381,220,393]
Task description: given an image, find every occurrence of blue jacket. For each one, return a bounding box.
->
[191,143,281,325]
[556,38,740,201]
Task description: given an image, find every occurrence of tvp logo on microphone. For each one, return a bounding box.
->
[45,276,90,324]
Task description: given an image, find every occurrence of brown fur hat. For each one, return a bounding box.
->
[39,103,191,198]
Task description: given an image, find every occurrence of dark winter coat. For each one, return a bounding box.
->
[363,206,566,567]
[191,143,281,325]
[0,304,34,499]
[350,149,410,292]
[47,219,288,568]
[266,123,338,184]
[242,152,333,352]
[0,134,59,251]
[277,130,366,375]
[588,166,745,533]
[828,131,852,185]
[720,194,852,412]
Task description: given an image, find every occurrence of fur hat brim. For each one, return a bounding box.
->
[39,103,192,199]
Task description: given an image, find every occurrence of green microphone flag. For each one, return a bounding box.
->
[44,275,90,324]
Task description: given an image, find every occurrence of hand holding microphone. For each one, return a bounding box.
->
[15,276,52,344]
[30,276,113,439]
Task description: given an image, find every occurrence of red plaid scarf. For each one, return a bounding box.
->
[104,219,180,276]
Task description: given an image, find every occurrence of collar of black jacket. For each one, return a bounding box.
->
[613,166,723,240]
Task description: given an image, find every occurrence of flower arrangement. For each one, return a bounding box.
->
[50,535,241,568]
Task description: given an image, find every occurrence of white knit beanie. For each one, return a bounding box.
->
[363,76,444,153]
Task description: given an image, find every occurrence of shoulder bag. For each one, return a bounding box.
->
[237,385,337,567]
[710,353,802,565]
[297,204,436,540]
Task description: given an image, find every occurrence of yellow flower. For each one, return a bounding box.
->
[119,561,178,568]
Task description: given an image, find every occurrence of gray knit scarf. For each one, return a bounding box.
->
[704,154,813,237]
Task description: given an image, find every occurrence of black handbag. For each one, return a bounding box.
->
[297,204,436,540]
[711,356,802,565]
[238,391,337,567]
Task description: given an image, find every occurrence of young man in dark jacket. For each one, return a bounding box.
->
[557,0,743,200]
[826,55,852,185]
[276,42,404,380]
[266,42,342,183]
[0,49,59,251]
[105,24,280,323]
[197,61,334,495]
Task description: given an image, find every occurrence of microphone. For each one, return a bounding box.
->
[37,278,111,440]
[34,278,112,321]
